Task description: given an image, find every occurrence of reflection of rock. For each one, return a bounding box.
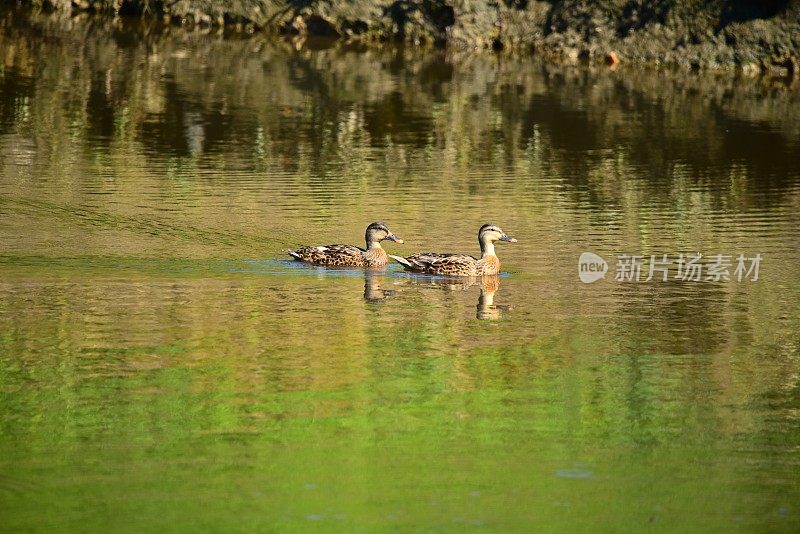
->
[2,12,798,215]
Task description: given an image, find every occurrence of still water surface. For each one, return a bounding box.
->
[1,12,800,532]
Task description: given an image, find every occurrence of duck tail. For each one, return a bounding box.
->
[286,249,302,260]
[389,254,415,269]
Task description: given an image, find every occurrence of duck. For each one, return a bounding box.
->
[390,223,516,276]
[286,221,404,268]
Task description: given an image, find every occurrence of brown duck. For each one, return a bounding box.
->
[390,223,516,276]
[287,221,404,268]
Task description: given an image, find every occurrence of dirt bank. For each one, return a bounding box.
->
[22,0,800,74]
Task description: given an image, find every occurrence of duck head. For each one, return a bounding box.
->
[479,223,516,246]
[365,221,404,248]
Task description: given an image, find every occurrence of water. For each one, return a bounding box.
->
[1,11,800,532]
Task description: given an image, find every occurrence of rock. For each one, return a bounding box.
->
[565,47,580,61]
[740,62,761,76]
[27,0,800,71]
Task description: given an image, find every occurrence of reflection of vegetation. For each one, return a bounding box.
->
[2,13,797,209]
[1,262,798,529]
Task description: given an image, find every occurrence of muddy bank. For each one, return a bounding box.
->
[22,1,800,73]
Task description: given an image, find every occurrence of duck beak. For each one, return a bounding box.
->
[500,234,517,243]
[387,234,404,244]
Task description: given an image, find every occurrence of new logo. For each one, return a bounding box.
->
[578,252,608,284]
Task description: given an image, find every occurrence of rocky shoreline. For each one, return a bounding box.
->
[20,1,800,75]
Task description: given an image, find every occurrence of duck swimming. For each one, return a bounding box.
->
[287,221,404,268]
[390,223,516,276]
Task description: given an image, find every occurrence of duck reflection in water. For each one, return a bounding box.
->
[475,275,512,321]
[399,274,511,320]
[363,270,399,303]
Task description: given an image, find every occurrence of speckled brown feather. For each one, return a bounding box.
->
[287,244,388,267]
[391,252,501,276]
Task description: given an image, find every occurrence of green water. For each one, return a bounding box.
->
[1,11,800,532]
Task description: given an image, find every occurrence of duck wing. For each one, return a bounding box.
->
[389,251,448,271]
[390,252,478,276]
[287,244,365,266]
